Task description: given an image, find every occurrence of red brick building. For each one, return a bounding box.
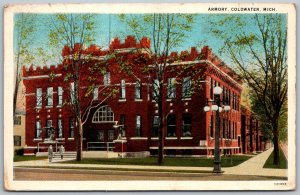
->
[23,36,244,156]
[241,106,265,153]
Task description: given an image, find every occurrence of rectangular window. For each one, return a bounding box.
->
[108,130,115,141]
[57,119,63,138]
[135,115,142,136]
[167,78,176,99]
[152,116,159,137]
[152,79,159,101]
[229,120,232,139]
[46,120,53,138]
[229,90,232,107]
[93,87,98,101]
[120,115,126,137]
[36,88,42,107]
[182,114,192,137]
[47,87,53,106]
[58,86,63,106]
[167,114,176,137]
[210,115,214,138]
[14,136,21,146]
[70,82,75,103]
[98,130,104,141]
[36,120,41,138]
[210,78,214,100]
[182,77,191,98]
[222,118,226,138]
[14,116,21,125]
[233,93,236,110]
[222,86,225,103]
[135,82,141,99]
[104,72,110,86]
[70,118,75,138]
[120,80,126,99]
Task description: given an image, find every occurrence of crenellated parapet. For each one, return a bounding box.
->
[23,64,64,77]
[201,46,243,84]
[22,35,242,85]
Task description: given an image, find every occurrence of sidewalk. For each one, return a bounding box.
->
[14,148,287,178]
[223,147,287,177]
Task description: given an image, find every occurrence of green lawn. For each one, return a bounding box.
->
[263,149,287,169]
[14,155,48,162]
[62,155,251,167]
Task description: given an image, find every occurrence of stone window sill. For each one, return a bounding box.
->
[68,138,75,141]
[165,137,177,140]
[182,98,192,101]
[33,138,42,141]
[118,99,126,102]
[180,137,193,140]
[134,99,143,102]
[130,137,148,140]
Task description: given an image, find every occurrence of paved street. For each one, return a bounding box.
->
[14,167,284,181]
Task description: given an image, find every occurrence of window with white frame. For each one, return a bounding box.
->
[57,119,63,138]
[58,86,63,106]
[167,78,176,99]
[46,120,53,138]
[104,72,110,86]
[120,115,126,137]
[152,115,159,137]
[182,77,191,98]
[210,78,214,100]
[36,88,42,107]
[152,79,159,101]
[120,80,126,99]
[69,118,75,138]
[70,82,75,103]
[182,114,192,137]
[135,82,141,99]
[35,120,42,138]
[167,114,176,137]
[92,105,114,123]
[135,115,142,136]
[14,136,21,146]
[47,87,53,106]
[210,115,214,138]
[93,87,98,101]
[14,116,21,125]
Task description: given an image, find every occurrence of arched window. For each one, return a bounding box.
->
[92,105,114,123]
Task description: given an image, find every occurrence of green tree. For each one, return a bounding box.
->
[49,14,117,161]
[207,14,287,165]
[118,14,204,165]
[14,14,37,116]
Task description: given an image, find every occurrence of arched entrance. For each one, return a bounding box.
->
[84,105,116,151]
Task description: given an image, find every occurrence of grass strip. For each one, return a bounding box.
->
[14,156,48,162]
[60,155,251,167]
[263,148,287,169]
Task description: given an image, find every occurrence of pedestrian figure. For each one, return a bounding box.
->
[59,145,65,160]
[48,145,53,162]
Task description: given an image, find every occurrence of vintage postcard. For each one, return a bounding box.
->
[4,3,296,191]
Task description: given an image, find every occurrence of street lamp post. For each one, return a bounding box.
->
[204,86,230,173]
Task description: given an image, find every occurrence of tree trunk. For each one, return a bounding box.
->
[158,81,164,165]
[13,78,20,117]
[76,122,83,161]
[272,118,280,165]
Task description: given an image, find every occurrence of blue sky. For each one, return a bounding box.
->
[14,13,287,68]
